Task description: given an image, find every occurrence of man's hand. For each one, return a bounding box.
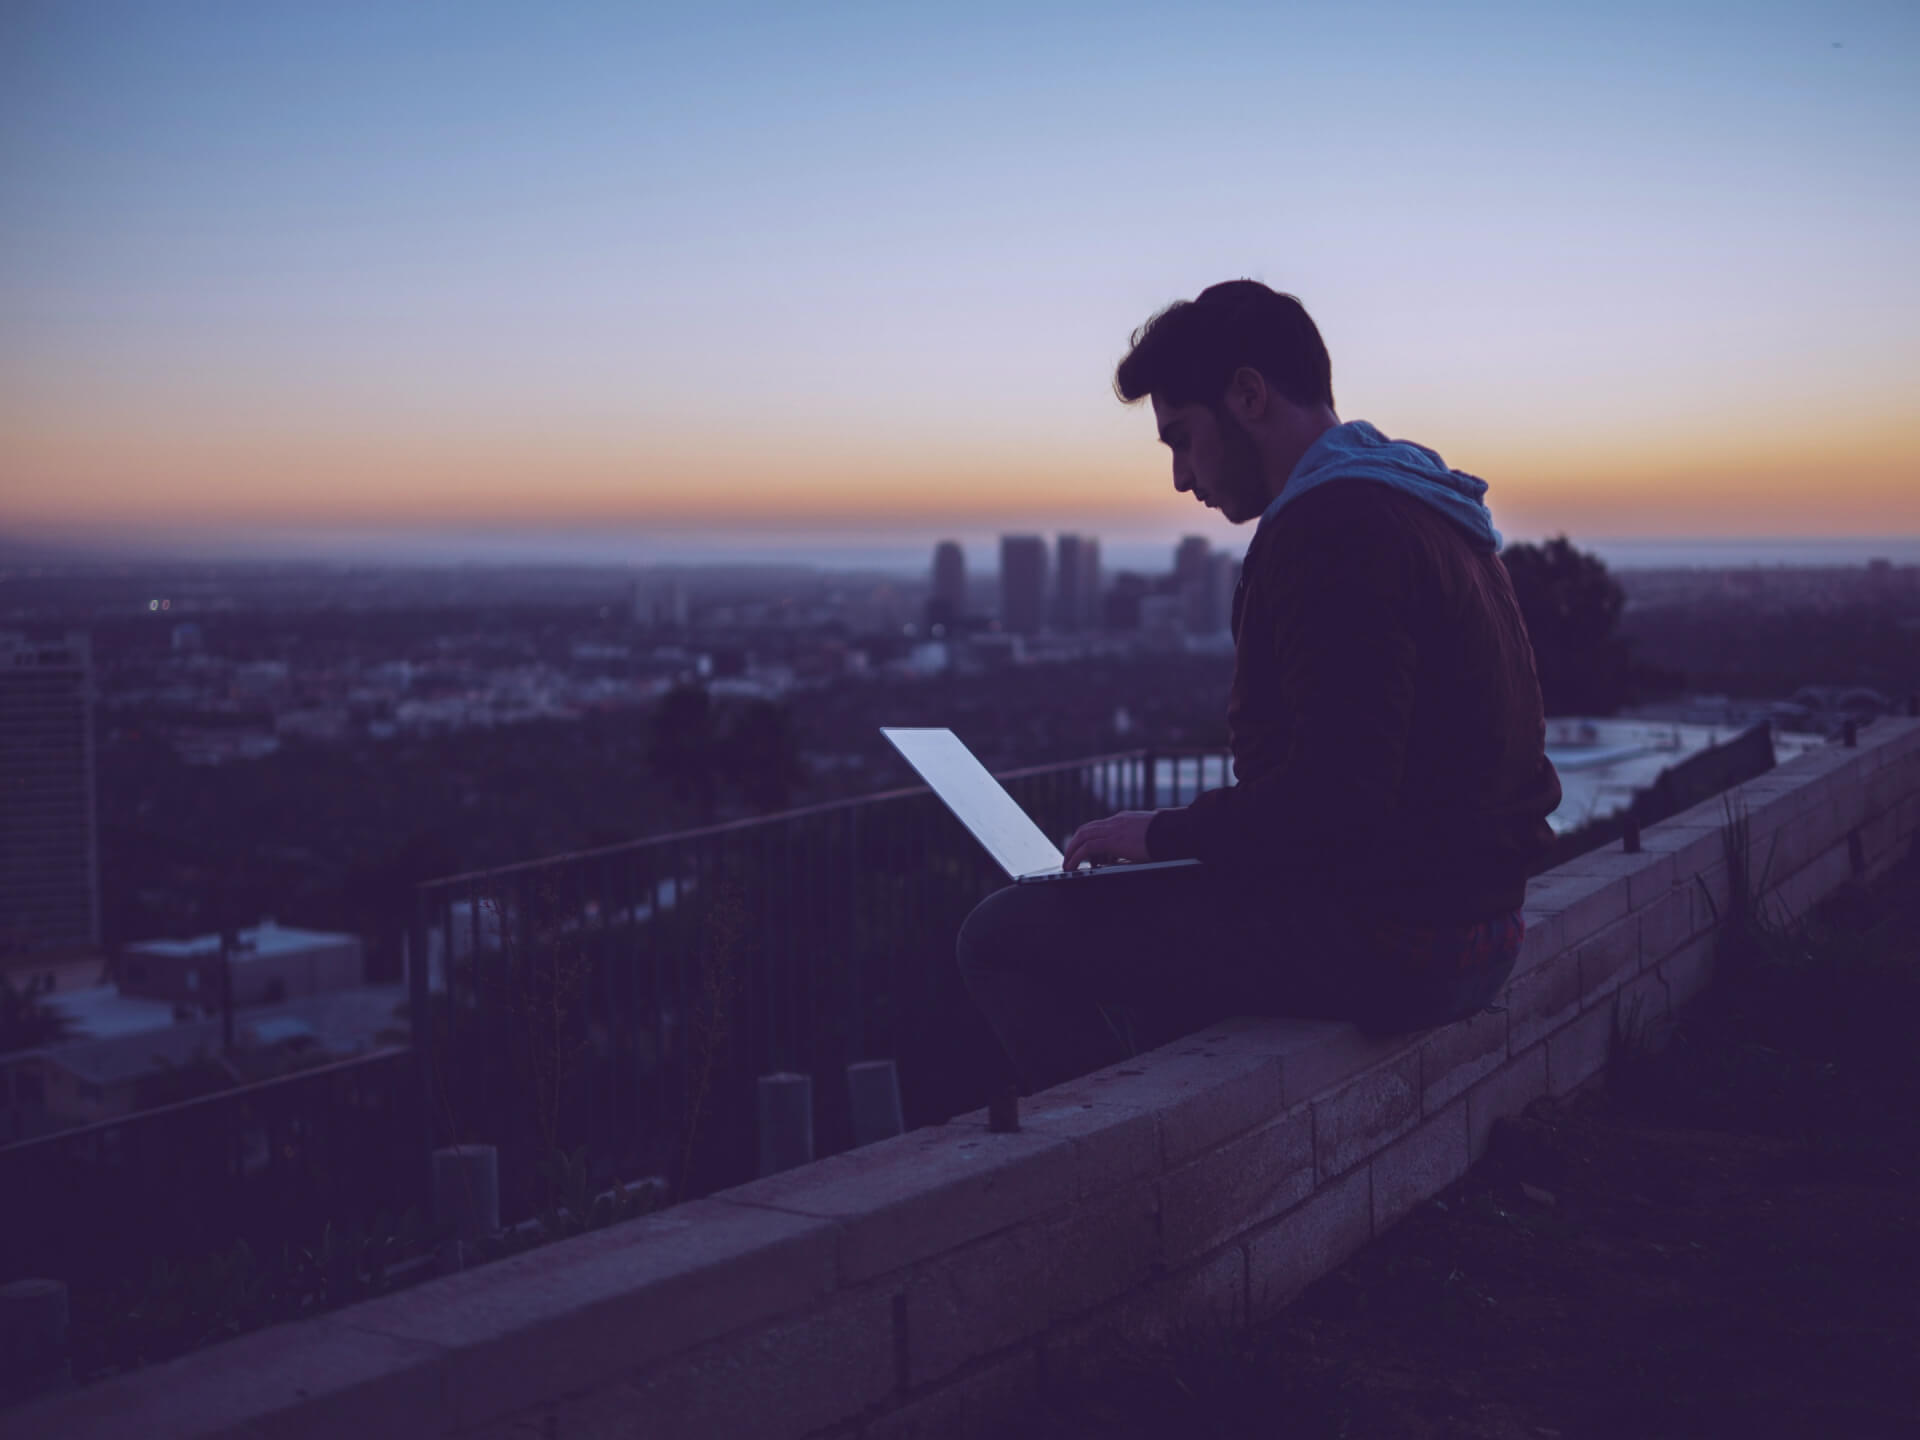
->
[1061,810,1159,871]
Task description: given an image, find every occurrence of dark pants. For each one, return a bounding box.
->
[956,865,1520,1095]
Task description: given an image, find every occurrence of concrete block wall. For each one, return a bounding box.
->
[10,718,1918,1440]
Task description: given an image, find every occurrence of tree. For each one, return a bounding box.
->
[1502,536,1631,716]
[648,685,718,819]
[720,700,803,813]
[339,826,463,980]
[0,974,70,1053]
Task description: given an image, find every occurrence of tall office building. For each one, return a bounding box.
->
[1084,537,1103,627]
[1207,551,1241,636]
[1174,536,1212,591]
[1173,536,1222,633]
[998,535,1049,636]
[1103,571,1150,631]
[1,632,99,953]
[927,540,967,629]
[640,580,689,630]
[1052,535,1102,632]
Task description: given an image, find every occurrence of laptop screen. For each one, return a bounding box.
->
[880,727,1065,879]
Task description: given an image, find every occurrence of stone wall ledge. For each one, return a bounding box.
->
[8,717,1917,1440]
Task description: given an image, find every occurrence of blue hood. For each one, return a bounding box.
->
[1258,420,1500,551]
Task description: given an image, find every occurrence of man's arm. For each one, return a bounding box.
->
[1146,495,1420,869]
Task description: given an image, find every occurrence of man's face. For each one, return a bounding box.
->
[1150,395,1268,523]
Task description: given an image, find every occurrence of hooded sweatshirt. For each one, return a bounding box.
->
[1262,420,1501,551]
[1146,423,1562,922]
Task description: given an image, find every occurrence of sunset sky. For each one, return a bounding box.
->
[3,0,1916,564]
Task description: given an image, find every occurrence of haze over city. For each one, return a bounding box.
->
[4,0,1916,567]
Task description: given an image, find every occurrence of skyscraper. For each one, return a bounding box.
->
[1103,571,1150,631]
[1174,536,1223,633]
[1,632,99,953]
[1174,536,1212,591]
[999,535,1048,636]
[1207,551,1241,636]
[643,581,689,630]
[1052,535,1102,633]
[927,540,967,629]
[1084,537,1103,628]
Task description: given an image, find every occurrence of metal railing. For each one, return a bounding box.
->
[409,748,1232,1215]
[0,746,1232,1289]
[0,1047,422,1292]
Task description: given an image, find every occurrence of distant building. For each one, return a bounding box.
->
[637,580,689,630]
[1136,593,1188,651]
[1866,557,1898,599]
[23,1021,234,1128]
[999,535,1048,636]
[231,660,291,699]
[964,631,1026,667]
[1053,535,1102,632]
[896,641,951,677]
[1174,536,1212,590]
[119,919,363,1010]
[1205,551,1241,636]
[275,707,351,743]
[0,949,105,1002]
[172,728,281,766]
[928,540,967,629]
[1103,572,1151,632]
[0,631,100,955]
[19,984,406,1130]
[1172,538,1234,635]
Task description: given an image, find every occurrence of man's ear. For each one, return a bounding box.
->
[1225,366,1270,423]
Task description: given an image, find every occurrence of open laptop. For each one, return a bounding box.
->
[881,727,1201,884]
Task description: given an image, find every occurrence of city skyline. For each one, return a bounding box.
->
[4,2,1917,551]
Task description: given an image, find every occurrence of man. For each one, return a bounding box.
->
[958,280,1562,1095]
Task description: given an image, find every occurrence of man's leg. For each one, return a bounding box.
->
[957,883,1144,1094]
[955,866,1337,1094]
[957,868,1528,1094]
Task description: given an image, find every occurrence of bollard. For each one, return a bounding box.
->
[1621,815,1641,854]
[987,1083,1021,1133]
[757,1073,815,1176]
[433,1143,500,1250]
[846,1059,906,1148]
[0,1278,70,1401]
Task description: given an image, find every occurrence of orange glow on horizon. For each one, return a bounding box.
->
[3,391,1916,541]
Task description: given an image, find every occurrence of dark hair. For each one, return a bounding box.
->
[1113,280,1333,411]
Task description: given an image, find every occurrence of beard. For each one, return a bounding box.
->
[1209,405,1270,523]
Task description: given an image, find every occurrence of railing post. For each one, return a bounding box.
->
[432,1143,500,1271]
[1143,749,1158,810]
[846,805,863,1063]
[988,1083,1020,1133]
[846,1059,905,1147]
[0,1278,70,1401]
[410,887,437,1155]
[757,1072,814,1176]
